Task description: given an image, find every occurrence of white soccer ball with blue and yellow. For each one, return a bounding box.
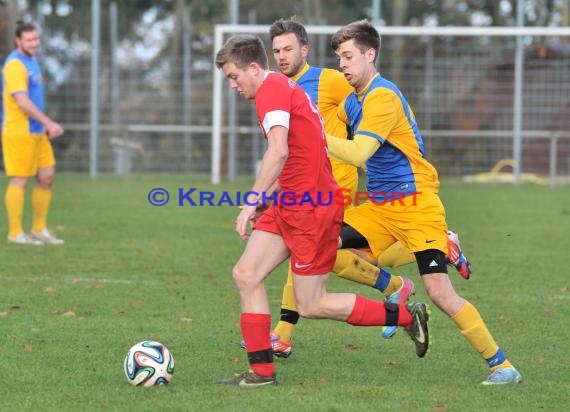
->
[124,340,174,387]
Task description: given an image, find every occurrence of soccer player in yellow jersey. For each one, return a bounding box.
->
[263,19,473,356]
[2,20,64,245]
[327,20,521,385]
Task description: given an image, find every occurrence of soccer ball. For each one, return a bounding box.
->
[124,340,174,387]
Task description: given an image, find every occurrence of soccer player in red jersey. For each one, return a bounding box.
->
[214,34,430,387]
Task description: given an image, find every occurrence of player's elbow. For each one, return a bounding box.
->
[352,153,369,168]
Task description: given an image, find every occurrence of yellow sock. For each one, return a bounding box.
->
[273,265,297,342]
[333,249,379,287]
[383,274,403,297]
[452,301,512,370]
[5,185,25,237]
[32,187,52,232]
[333,250,403,297]
[377,241,415,268]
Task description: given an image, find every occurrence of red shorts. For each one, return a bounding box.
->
[254,204,343,275]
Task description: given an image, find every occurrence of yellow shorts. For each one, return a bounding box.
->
[1,133,55,177]
[343,191,448,257]
[332,162,358,209]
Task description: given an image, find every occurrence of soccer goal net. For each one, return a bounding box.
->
[211,24,570,186]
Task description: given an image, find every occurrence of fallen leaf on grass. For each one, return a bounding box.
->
[11,305,21,310]
[44,287,56,293]
[432,405,448,411]
[95,284,105,289]
[180,317,193,324]
[561,287,568,292]
[0,312,7,318]
[129,301,141,308]
[24,344,33,351]
[344,343,360,350]
[387,360,399,368]
[62,310,76,317]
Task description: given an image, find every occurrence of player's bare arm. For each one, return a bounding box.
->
[235,125,288,240]
[12,92,64,138]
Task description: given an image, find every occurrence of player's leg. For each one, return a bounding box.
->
[3,133,43,245]
[271,265,296,356]
[339,210,410,298]
[5,176,31,242]
[218,229,289,386]
[411,193,520,384]
[270,164,358,353]
[418,254,520,384]
[270,229,407,352]
[292,272,429,358]
[30,135,63,244]
[377,241,415,267]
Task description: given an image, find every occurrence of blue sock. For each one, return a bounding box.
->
[373,268,392,292]
[486,347,506,368]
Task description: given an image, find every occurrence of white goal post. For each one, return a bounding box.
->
[211,24,570,184]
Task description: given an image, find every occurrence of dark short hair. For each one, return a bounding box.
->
[215,34,268,70]
[15,19,37,38]
[269,18,309,46]
[331,20,381,61]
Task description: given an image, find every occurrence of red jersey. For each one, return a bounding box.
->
[255,72,338,207]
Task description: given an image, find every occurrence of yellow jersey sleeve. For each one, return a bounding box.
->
[357,88,398,143]
[3,59,28,95]
[319,69,353,138]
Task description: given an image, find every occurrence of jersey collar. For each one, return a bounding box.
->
[290,63,310,82]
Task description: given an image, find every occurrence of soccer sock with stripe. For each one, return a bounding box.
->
[346,295,412,326]
[32,186,52,232]
[273,266,299,342]
[333,250,403,296]
[5,185,25,238]
[452,300,512,370]
[241,313,274,377]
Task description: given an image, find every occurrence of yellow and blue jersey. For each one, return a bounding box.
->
[2,50,45,136]
[339,73,439,200]
[291,64,357,193]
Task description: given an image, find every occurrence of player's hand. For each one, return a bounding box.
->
[235,204,257,240]
[45,121,64,139]
[250,204,268,224]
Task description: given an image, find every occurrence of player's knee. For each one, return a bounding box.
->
[36,173,55,188]
[231,264,261,291]
[9,176,29,188]
[231,264,249,289]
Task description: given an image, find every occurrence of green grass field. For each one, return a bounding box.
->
[1,174,569,411]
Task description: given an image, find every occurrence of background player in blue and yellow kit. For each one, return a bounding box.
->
[1,20,64,245]
[327,20,521,385]
[265,19,471,355]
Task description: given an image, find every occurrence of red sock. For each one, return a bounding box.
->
[346,295,413,326]
[241,313,274,377]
